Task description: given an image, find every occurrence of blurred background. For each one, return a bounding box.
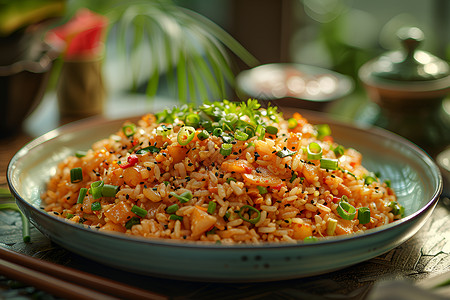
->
[1,0,449,157]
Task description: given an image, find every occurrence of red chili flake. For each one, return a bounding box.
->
[119,154,139,169]
[271,183,284,190]
[332,196,340,203]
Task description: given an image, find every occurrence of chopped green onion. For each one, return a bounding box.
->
[185,113,200,128]
[243,126,256,138]
[125,216,140,229]
[257,186,268,194]
[357,207,371,224]
[238,205,261,224]
[131,205,148,218]
[163,181,170,186]
[307,142,322,160]
[90,180,104,200]
[341,195,349,202]
[276,148,297,158]
[91,201,101,211]
[101,184,119,197]
[266,126,278,135]
[169,214,183,221]
[66,213,74,219]
[207,201,217,214]
[226,177,236,184]
[326,218,337,236]
[384,179,391,188]
[169,191,193,203]
[303,236,319,243]
[177,126,196,146]
[333,145,345,157]
[234,130,249,141]
[122,123,136,138]
[197,130,210,141]
[289,172,298,183]
[364,175,377,185]
[135,146,160,155]
[256,125,265,140]
[288,118,298,129]
[212,128,223,137]
[70,167,83,183]
[389,201,404,217]
[220,143,233,156]
[156,125,172,136]
[221,133,234,144]
[320,158,339,170]
[0,203,30,242]
[75,150,87,158]
[166,204,179,214]
[77,188,88,204]
[316,124,331,139]
[337,201,356,220]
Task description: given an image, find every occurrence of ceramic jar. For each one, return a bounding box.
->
[359,27,450,156]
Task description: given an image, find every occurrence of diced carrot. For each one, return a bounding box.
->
[104,202,136,225]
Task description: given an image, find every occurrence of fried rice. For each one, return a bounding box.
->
[42,100,403,244]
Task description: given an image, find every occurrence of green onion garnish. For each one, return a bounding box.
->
[207,201,217,214]
[333,145,345,157]
[122,123,136,138]
[257,186,268,194]
[243,126,256,138]
[266,125,278,135]
[66,213,74,219]
[389,201,404,217]
[289,172,298,183]
[156,124,172,136]
[316,124,331,139]
[226,177,236,184]
[77,188,88,204]
[364,175,377,185]
[169,191,193,203]
[166,204,179,214]
[357,207,371,224]
[307,142,322,160]
[185,113,200,128]
[197,130,210,141]
[256,125,265,140]
[326,218,337,236]
[303,236,319,243]
[177,126,196,146]
[212,128,223,137]
[91,201,101,211]
[169,214,183,221]
[220,143,233,156]
[238,205,261,224]
[135,146,160,155]
[276,148,297,158]
[384,179,391,188]
[75,150,87,158]
[0,203,30,242]
[131,205,148,218]
[320,158,339,170]
[288,118,298,129]
[70,167,83,183]
[125,216,140,229]
[337,201,356,220]
[101,184,119,197]
[90,180,104,200]
[234,130,249,141]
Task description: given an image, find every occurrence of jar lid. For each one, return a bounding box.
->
[368,27,449,82]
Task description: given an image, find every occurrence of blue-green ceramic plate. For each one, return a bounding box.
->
[7,113,442,282]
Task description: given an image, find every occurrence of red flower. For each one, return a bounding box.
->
[46,8,108,59]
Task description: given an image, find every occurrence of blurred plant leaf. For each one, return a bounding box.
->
[106,0,258,103]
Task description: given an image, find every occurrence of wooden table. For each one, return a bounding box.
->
[1,96,449,299]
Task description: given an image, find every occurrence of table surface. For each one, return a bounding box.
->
[1,94,449,300]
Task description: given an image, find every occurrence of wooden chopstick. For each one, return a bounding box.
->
[0,247,167,300]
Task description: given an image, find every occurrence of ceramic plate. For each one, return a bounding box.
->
[7,113,442,282]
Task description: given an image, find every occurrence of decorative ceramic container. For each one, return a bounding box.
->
[359,27,450,156]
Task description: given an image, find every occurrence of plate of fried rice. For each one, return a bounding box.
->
[8,100,442,281]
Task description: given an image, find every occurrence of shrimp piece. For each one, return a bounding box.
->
[302,163,321,185]
[242,173,283,187]
[292,223,313,240]
[221,159,254,174]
